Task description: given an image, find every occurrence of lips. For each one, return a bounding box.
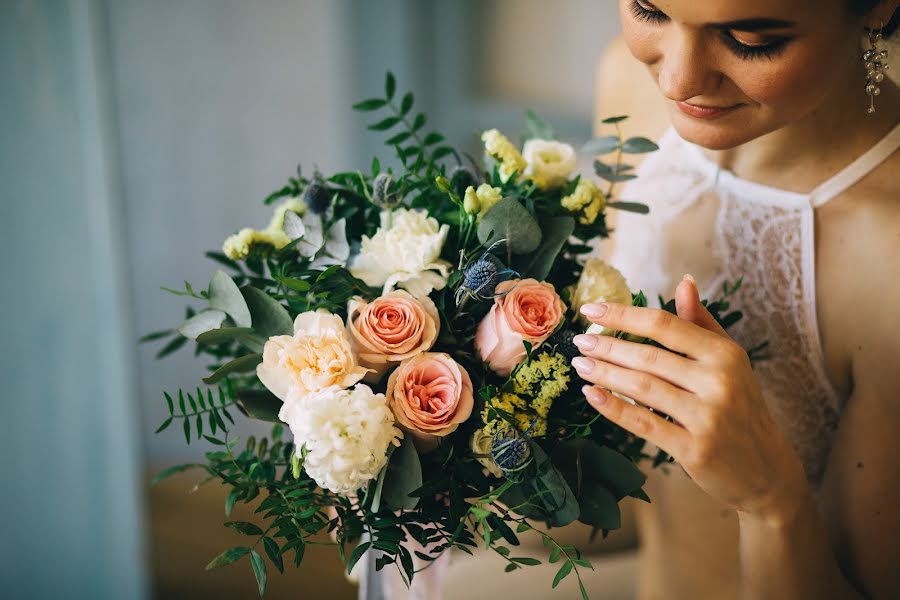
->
[675,101,742,119]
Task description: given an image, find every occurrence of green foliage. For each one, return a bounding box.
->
[477,197,542,257]
[142,72,766,599]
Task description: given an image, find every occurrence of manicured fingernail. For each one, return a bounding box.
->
[572,334,596,351]
[572,356,594,374]
[683,273,696,285]
[582,385,609,406]
[581,303,608,319]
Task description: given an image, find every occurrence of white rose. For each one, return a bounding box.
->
[522,139,577,191]
[256,309,370,401]
[349,208,452,298]
[571,258,632,334]
[280,384,402,495]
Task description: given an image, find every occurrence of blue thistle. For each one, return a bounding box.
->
[491,428,532,476]
[454,240,519,305]
[548,328,580,361]
[303,175,331,215]
[372,173,401,209]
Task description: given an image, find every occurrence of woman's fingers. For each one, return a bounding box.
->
[583,385,689,459]
[580,302,728,360]
[571,354,697,427]
[572,333,708,392]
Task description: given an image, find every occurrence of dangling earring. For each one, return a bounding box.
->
[862,22,889,114]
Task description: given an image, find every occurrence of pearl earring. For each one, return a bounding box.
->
[863,23,889,115]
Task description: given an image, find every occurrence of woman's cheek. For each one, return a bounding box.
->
[621,23,660,66]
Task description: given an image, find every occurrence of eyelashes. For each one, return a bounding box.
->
[628,0,791,60]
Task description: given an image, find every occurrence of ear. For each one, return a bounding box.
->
[675,274,729,339]
[867,1,899,32]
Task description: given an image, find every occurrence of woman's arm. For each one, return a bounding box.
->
[738,287,900,598]
[573,272,900,598]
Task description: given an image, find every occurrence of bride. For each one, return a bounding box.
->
[444,0,900,598]
[574,0,900,598]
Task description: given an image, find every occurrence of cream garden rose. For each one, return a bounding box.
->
[346,290,440,383]
[522,139,576,191]
[349,208,452,298]
[571,258,632,335]
[256,309,370,401]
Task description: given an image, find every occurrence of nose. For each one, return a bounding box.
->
[656,29,721,102]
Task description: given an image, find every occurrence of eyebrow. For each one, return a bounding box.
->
[708,18,796,31]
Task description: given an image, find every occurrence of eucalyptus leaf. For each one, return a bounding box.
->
[236,389,282,423]
[196,327,254,346]
[517,216,575,280]
[293,211,324,257]
[208,271,252,328]
[577,482,620,530]
[621,137,659,154]
[581,136,620,156]
[202,354,263,385]
[477,197,542,256]
[241,287,293,338]
[382,435,422,510]
[282,210,305,240]
[177,309,227,340]
[607,201,650,214]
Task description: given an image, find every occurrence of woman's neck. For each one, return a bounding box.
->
[707,78,900,193]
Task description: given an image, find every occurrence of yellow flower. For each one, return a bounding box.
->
[571,258,632,329]
[482,129,527,183]
[481,352,570,440]
[464,184,504,220]
[561,179,606,225]
[221,198,307,259]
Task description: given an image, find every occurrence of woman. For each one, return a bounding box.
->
[573,0,900,598]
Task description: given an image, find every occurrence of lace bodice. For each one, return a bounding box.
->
[607,124,900,485]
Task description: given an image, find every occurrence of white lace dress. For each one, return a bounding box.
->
[608,123,900,485]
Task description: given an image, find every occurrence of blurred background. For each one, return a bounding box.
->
[1,0,623,598]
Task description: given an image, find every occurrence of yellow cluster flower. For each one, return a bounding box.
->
[222,198,307,259]
[482,129,527,183]
[481,352,571,439]
[463,183,503,220]
[561,178,606,225]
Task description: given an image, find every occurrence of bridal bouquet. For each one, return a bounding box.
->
[144,73,748,598]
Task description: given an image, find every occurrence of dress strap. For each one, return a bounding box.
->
[809,122,900,208]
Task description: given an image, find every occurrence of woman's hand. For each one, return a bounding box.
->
[572,275,809,523]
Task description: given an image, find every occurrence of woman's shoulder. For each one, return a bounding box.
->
[593,35,670,140]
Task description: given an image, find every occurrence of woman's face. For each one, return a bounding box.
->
[619,0,863,149]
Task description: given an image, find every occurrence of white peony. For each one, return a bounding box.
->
[349,208,452,298]
[522,139,577,191]
[280,384,403,495]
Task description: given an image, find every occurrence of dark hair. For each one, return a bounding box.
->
[850,1,899,37]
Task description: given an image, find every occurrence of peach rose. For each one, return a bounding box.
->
[346,290,440,383]
[475,278,565,376]
[256,309,370,401]
[386,352,474,452]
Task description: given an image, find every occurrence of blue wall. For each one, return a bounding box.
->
[0,1,147,598]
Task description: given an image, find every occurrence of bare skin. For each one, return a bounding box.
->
[587,1,900,598]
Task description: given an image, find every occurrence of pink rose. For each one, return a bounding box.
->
[346,290,440,383]
[386,352,474,452]
[475,278,565,376]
